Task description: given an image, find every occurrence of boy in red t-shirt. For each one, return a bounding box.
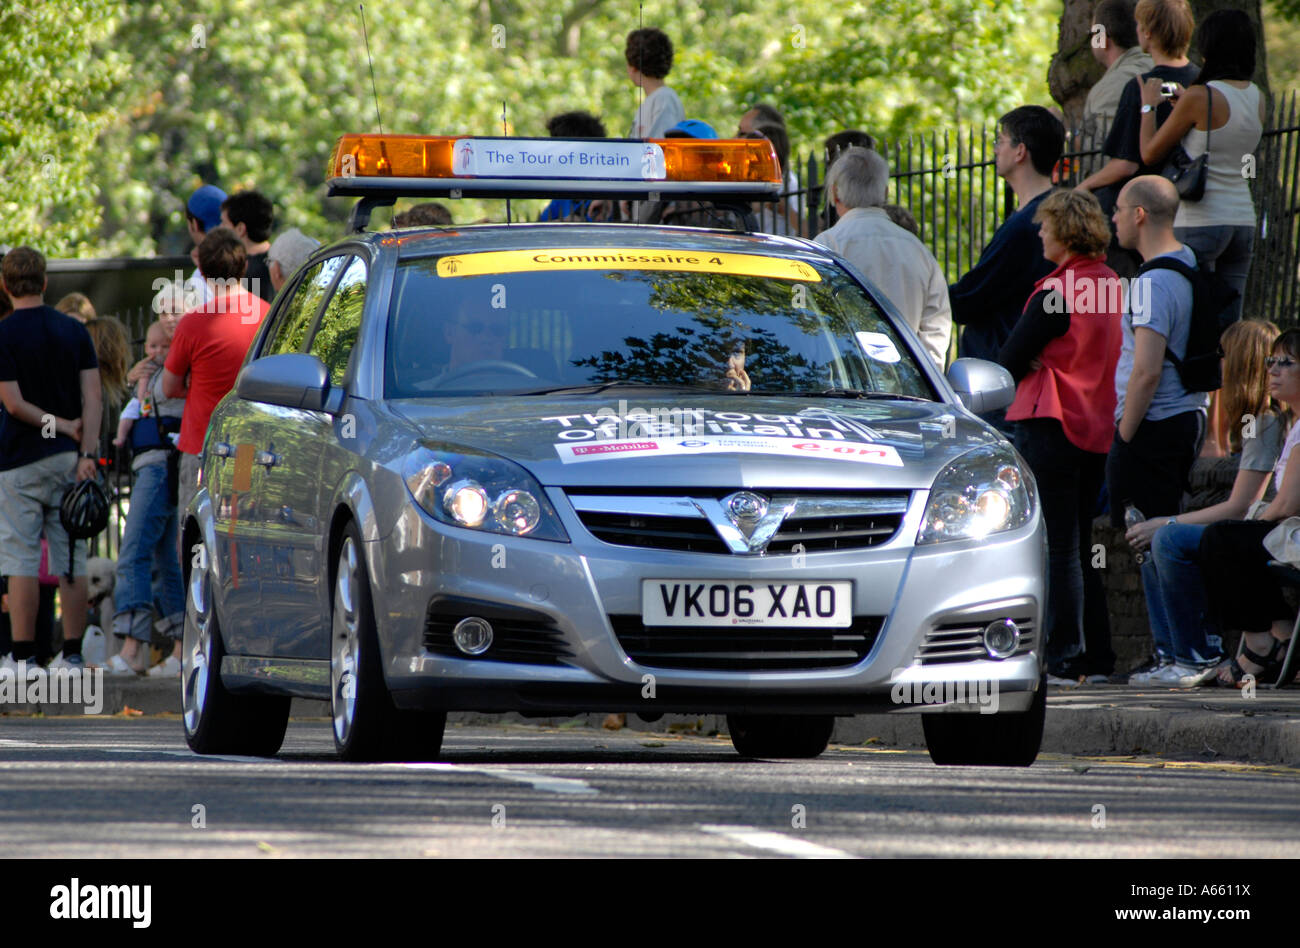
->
[163,228,270,527]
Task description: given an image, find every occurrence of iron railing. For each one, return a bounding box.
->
[773,94,1300,326]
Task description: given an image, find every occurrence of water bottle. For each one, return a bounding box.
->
[1124,504,1147,565]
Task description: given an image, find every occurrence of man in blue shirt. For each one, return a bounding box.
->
[949,105,1063,387]
[0,248,102,675]
[1108,175,1206,681]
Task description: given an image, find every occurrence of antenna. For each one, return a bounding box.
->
[636,3,644,135]
[359,4,384,135]
[502,100,512,225]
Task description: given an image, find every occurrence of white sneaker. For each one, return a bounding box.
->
[47,652,86,671]
[104,654,144,676]
[1046,673,1080,687]
[1128,660,1174,684]
[1176,663,1221,687]
[1148,662,1217,686]
[0,656,46,681]
[147,655,181,678]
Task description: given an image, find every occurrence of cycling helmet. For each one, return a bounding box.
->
[60,477,111,540]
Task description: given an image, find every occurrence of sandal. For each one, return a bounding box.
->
[1217,638,1289,688]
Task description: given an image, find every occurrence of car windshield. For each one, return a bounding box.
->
[384,249,935,399]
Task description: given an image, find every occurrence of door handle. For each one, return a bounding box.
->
[211,442,233,460]
[255,448,281,470]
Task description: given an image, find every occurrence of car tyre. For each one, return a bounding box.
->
[921,675,1046,766]
[726,714,834,759]
[182,551,290,756]
[331,523,446,762]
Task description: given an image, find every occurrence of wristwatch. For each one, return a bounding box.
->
[1140,104,1156,114]
[1166,516,1178,526]
[78,451,96,461]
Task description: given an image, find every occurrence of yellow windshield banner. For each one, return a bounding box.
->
[435,249,822,282]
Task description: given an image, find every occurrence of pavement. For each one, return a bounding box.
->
[6,676,1299,766]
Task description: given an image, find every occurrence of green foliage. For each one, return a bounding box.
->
[10,0,1057,259]
[702,0,1057,145]
[0,1,129,255]
[1265,0,1300,98]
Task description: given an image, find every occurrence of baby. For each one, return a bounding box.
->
[114,321,171,449]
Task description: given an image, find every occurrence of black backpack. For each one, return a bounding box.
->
[1135,256,1239,392]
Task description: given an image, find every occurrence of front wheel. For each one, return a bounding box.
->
[922,677,1046,766]
[726,714,835,759]
[331,523,446,762]
[182,553,289,756]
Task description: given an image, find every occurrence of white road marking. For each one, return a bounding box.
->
[398,762,598,794]
[699,824,855,859]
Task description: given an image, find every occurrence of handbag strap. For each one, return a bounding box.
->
[1203,83,1212,152]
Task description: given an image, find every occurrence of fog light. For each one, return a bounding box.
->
[983,619,1019,659]
[452,616,494,656]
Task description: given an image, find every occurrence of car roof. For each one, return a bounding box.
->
[314,222,835,266]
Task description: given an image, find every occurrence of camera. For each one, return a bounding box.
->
[1160,82,1178,98]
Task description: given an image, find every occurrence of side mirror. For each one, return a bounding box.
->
[236,353,331,412]
[947,358,1016,414]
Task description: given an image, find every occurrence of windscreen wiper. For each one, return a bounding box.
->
[513,382,714,396]
[742,388,930,402]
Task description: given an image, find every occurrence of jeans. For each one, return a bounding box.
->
[1106,410,1203,664]
[1174,225,1255,322]
[1147,522,1223,665]
[113,461,183,642]
[1013,418,1109,671]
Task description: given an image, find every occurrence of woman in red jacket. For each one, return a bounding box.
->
[998,189,1123,684]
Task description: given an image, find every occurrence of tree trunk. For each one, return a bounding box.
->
[1051,0,1270,125]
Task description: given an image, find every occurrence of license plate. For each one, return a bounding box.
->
[641,580,853,628]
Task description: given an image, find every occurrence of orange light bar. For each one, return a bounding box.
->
[329,134,781,185]
[655,138,782,185]
[329,134,458,179]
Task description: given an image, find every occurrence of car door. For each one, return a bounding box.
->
[205,402,264,656]
[237,253,346,655]
[257,254,367,659]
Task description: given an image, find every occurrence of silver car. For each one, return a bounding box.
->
[180,223,1046,765]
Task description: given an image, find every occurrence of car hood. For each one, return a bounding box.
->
[388,394,1005,490]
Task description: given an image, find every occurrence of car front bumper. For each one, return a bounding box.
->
[371,491,1046,716]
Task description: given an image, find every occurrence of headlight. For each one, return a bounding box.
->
[917,444,1035,544]
[403,444,568,541]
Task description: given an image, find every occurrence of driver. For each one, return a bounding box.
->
[443,299,509,370]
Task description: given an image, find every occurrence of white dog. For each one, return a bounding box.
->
[86,556,116,612]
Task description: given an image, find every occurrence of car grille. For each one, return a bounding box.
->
[609,614,885,671]
[916,617,1037,665]
[569,490,910,555]
[577,510,729,554]
[424,597,573,666]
